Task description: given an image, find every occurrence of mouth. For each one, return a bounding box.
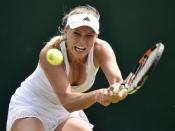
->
[74,46,86,52]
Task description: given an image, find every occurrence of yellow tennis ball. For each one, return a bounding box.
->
[46,48,63,65]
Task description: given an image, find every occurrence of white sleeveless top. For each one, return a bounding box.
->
[60,41,99,92]
[7,41,98,131]
[13,41,99,105]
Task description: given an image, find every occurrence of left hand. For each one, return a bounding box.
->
[95,87,128,106]
[107,87,128,103]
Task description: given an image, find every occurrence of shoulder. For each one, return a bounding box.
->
[39,36,65,69]
[94,38,113,57]
[94,38,111,50]
[40,36,64,57]
[94,38,115,66]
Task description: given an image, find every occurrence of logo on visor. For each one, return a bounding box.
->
[83,17,90,21]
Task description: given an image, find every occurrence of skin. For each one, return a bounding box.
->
[12,26,128,131]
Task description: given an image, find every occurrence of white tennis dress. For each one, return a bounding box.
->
[6,42,99,131]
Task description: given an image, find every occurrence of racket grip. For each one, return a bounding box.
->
[111,83,125,94]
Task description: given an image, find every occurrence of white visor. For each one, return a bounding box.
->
[66,14,99,34]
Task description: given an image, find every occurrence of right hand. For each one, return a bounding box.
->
[95,87,128,107]
[95,88,112,106]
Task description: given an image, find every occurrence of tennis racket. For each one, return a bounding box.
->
[112,43,165,94]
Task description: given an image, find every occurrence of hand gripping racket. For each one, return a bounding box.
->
[112,43,165,94]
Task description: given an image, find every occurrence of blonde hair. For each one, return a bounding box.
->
[43,35,65,49]
[60,5,100,33]
[48,5,100,47]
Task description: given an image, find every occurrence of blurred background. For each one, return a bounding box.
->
[1,0,175,130]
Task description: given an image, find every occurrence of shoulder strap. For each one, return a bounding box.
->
[60,41,69,76]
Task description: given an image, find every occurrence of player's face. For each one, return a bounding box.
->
[64,26,97,62]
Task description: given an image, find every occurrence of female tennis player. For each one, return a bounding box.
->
[7,5,128,131]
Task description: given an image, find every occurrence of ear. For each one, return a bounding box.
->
[63,27,68,39]
[64,26,69,34]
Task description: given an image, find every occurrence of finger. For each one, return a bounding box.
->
[103,102,111,107]
[110,94,120,103]
[95,89,103,104]
[118,89,128,100]
[96,89,109,104]
[103,89,108,96]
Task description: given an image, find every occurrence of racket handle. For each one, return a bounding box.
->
[111,83,125,94]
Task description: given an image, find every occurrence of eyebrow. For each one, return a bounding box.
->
[74,29,95,34]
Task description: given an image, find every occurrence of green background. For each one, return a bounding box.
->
[1,0,175,130]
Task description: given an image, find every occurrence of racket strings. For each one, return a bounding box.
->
[129,47,161,92]
[124,43,164,94]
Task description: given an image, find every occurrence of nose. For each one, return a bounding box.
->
[79,36,86,45]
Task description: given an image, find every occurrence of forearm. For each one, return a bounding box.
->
[60,90,97,112]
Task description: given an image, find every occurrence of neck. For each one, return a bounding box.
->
[67,51,88,65]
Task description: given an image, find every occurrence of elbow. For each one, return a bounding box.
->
[59,93,76,113]
[62,101,79,112]
[63,104,75,113]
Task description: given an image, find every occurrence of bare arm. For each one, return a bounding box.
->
[94,39,128,104]
[39,36,98,112]
[94,39,123,84]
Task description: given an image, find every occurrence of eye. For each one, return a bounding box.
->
[73,31,80,36]
[88,34,93,37]
[87,34,95,38]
